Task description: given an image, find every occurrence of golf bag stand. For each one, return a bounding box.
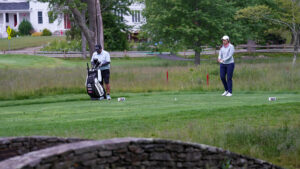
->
[86,63,106,100]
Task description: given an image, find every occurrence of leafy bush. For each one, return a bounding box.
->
[10,29,19,37]
[137,42,152,51]
[41,39,82,52]
[66,27,81,40]
[42,29,52,36]
[31,32,42,37]
[18,20,34,36]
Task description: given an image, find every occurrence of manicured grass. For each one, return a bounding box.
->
[0,36,65,50]
[0,92,299,168]
[0,54,65,68]
[0,54,300,168]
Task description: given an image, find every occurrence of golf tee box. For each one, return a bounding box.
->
[268,97,277,101]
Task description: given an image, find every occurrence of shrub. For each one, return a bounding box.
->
[18,20,34,36]
[31,32,42,37]
[41,39,81,52]
[10,29,19,37]
[42,29,52,36]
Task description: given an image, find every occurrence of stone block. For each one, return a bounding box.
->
[78,152,98,161]
[150,152,172,161]
[41,156,59,163]
[99,151,112,157]
[10,142,22,147]
[107,156,120,163]
[113,147,128,153]
[166,144,184,152]
[186,152,202,161]
[143,144,155,152]
[128,145,144,154]
[82,159,98,166]
[74,146,98,155]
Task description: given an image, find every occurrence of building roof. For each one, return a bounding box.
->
[0,2,29,10]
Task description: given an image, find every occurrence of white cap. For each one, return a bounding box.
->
[222,35,229,41]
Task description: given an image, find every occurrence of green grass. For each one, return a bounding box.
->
[0,54,299,100]
[0,54,300,168]
[0,36,65,50]
[0,54,67,68]
[0,92,299,168]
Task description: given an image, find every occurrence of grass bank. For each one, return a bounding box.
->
[0,55,299,100]
[0,92,299,168]
[0,36,65,50]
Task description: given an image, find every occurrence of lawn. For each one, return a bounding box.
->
[0,36,65,50]
[0,92,299,168]
[0,54,299,168]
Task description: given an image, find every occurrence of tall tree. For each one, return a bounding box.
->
[39,0,104,56]
[236,0,300,65]
[142,0,245,65]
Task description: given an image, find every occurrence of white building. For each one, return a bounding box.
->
[0,0,70,38]
[0,0,144,39]
[124,2,145,33]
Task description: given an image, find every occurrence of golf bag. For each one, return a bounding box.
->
[86,62,106,100]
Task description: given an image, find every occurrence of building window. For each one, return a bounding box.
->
[38,11,43,24]
[6,13,9,23]
[115,10,123,22]
[132,10,141,23]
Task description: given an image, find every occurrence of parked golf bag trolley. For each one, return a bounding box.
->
[86,61,106,100]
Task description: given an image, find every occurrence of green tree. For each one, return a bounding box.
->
[38,0,104,57]
[142,0,247,65]
[98,0,132,50]
[236,0,300,65]
[65,0,132,51]
[18,20,33,36]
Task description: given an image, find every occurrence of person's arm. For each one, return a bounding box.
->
[91,52,100,68]
[222,45,235,62]
[218,47,223,63]
[100,52,111,67]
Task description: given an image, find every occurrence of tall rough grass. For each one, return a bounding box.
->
[0,67,86,100]
[0,61,299,100]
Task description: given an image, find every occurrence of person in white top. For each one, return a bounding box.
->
[91,45,111,100]
[218,35,235,97]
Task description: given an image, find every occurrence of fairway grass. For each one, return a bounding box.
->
[0,36,65,50]
[0,92,299,168]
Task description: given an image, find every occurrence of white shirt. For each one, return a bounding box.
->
[91,50,111,70]
[218,44,235,64]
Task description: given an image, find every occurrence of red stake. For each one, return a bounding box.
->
[206,73,209,86]
[167,71,169,82]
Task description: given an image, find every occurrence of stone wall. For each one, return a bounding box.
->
[0,136,86,161]
[0,137,283,169]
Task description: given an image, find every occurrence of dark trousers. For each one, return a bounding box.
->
[220,63,235,93]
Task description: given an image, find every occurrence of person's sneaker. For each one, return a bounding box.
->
[106,94,111,100]
[222,91,228,96]
[99,96,105,100]
[226,92,232,97]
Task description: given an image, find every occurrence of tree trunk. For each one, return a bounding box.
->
[96,0,104,49]
[292,31,299,66]
[88,0,97,46]
[69,5,95,57]
[291,32,294,45]
[194,51,200,65]
[81,10,87,59]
